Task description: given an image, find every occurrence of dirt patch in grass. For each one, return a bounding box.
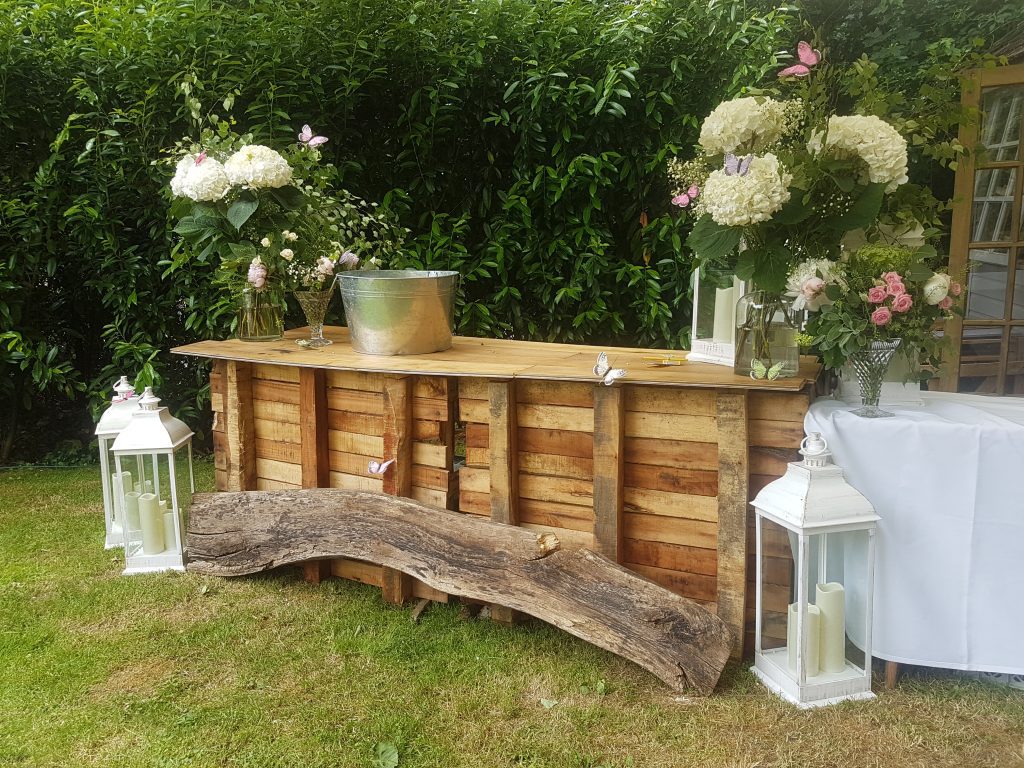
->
[89,658,174,702]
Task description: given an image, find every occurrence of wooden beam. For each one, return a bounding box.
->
[716,390,749,660]
[592,384,625,561]
[186,488,735,695]
[299,368,330,488]
[488,379,520,624]
[381,374,413,602]
[224,360,256,491]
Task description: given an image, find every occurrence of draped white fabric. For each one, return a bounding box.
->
[804,393,1024,674]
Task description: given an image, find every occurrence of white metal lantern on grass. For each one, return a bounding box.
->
[111,386,195,575]
[687,267,745,367]
[95,375,140,549]
[750,432,879,708]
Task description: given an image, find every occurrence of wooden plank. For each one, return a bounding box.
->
[381,567,413,605]
[328,431,384,456]
[519,498,594,533]
[593,385,625,561]
[623,437,717,471]
[328,450,378,476]
[519,523,594,550]
[458,378,488,400]
[626,387,716,416]
[256,458,303,485]
[324,369,383,391]
[623,513,718,550]
[716,390,749,660]
[624,463,717,497]
[327,410,384,437]
[332,558,383,586]
[299,368,330,488]
[253,418,301,444]
[465,446,490,468]
[488,380,519,526]
[748,391,810,423]
[411,397,450,422]
[224,361,257,491]
[625,412,717,442]
[517,403,594,432]
[459,398,489,424]
[458,489,491,516]
[411,486,448,509]
[625,562,717,603]
[254,438,301,465]
[214,467,228,491]
[381,374,413,604]
[519,474,593,507]
[622,538,717,577]
[413,420,442,442]
[465,423,489,448]
[325,388,384,415]
[411,465,451,491]
[213,432,229,470]
[252,379,300,405]
[748,419,804,449]
[413,442,447,469]
[518,452,593,480]
[329,472,384,492]
[255,477,302,491]
[519,428,593,458]
[210,392,225,413]
[251,399,300,424]
[413,377,449,399]
[750,446,797,477]
[252,364,299,383]
[623,487,718,523]
[517,381,594,407]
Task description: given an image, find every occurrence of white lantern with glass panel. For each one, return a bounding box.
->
[95,375,140,549]
[687,265,745,367]
[750,432,879,708]
[111,386,194,574]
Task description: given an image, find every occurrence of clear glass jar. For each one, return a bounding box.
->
[237,285,284,342]
[734,290,800,379]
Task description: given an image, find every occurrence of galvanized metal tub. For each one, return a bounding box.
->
[338,270,459,355]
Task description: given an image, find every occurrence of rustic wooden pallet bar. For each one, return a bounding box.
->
[174,327,817,656]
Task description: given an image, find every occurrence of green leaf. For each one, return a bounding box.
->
[685,216,741,263]
[771,196,812,225]
[540,698,558,709]
[226,197,259,231]
[831,183,885,232]
[736,242,791,294]
[372,742,399,768]
[269,185,305,209]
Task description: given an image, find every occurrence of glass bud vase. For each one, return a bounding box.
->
[849,339,903,418]
[734,290,800,380]
[237,286,284,342]
[293,281,336,348]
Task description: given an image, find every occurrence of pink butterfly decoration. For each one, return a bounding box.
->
[687,185,700,199]
[113,389,134,403]
[298,124,329,148]
[194,151,207,165]
[778,41,820,78]
[672,193,690,207]
[367,458,395,476]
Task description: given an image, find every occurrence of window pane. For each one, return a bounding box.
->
[966,248,1009,320]
[959,325,1004,394]
[1009,327,1024,396]
[1015,252,1024,321]
[980,85,1023,162]
[971,169,1016,243]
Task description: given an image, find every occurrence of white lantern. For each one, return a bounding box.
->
[687,266,745,367]
[111,386,194,574]
[94,376,140,549]
[750,432,879,708]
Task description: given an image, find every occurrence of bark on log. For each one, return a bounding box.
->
[186,489,733,694]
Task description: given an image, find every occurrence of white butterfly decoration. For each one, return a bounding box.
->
[298,124,329,148]
[367,458,395,476]
[593,352,627,386]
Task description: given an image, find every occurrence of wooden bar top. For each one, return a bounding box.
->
[173,326,818,390]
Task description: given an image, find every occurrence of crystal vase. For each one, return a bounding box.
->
[734,290,800,380]
[237,286,284,342]
[849,339,903,418]
[294,283,336,348]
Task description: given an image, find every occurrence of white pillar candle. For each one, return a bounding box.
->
[816,582,846,674]
[123,491,142,531]
[144,479,154,495]
[111,473,122,525]
[787,603,821,677]
[162,512,177,553]
[712,287,735,342]
[138,493,165,555]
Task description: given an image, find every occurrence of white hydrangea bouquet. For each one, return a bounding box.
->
[165,119,406,338]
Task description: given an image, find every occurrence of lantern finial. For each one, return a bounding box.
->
[113,375,135,402]
[139,387,161,411]
[799,432,830,468]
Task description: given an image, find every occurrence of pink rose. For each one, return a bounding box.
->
[887,281,906,297]
[801,276,825,299]
[951,281,963,297]
[939,296,953,310]
[882,271,903,286]
[871,306,892,326]
[867,285,888,304]
[892,293,913,313]
[247,259,267,289]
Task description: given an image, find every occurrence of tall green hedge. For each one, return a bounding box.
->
[0,0,795,458]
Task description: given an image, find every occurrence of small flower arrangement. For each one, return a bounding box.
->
[798,243,962,373]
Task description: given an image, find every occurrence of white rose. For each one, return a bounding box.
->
[224,145,293,189]
[280,248,294,261]
[260,237,271,247]
[283,230,298,242]
[922,272,951,305]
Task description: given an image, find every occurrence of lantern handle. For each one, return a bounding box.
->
[799,432,830,467]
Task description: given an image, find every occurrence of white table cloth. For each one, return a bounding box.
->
[804,392,1024,674]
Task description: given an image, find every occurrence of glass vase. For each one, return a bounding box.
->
[849,339,903,418]
[293,282,336,348]
[237,286,284,342]
[734,290,800,380]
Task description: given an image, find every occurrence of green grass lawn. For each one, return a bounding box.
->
[1,463,1022,767]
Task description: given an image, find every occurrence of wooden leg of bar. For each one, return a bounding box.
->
[716,391,749,660]
[885,660,899,689]
[303,561,326,585]
[489,379,522,623]
[299,367,330,488]
[592,384,625,562]
[224,360,256,491]
[381,567,413,605]
[382,374,414,603]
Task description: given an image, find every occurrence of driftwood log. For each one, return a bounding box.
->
[186,489,734,694]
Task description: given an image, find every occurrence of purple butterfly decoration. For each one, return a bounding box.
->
[298,124,329,148]
[724,153,753,176]
[367,458,395,476]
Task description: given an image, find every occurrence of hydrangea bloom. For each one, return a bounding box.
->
[698,97,796,155]
[170,155,230,202]
[807,115,908,191]
[701,153,792,226]
[224,145,293,189]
